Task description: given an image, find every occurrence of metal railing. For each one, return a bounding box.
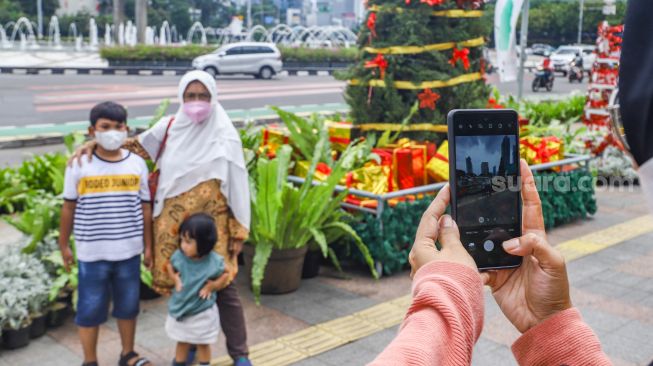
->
[287,153,593,221]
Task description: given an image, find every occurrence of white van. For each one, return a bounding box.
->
[192,42,283,79]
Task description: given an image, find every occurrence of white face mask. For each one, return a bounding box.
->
[95,130,127,151]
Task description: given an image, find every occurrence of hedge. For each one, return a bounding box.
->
[99,45,359,63]
[351,169,597,276]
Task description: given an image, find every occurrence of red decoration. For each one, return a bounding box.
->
[365,54,388,78]
[367,12,377,38]
[418,89,440,110]
[449,47,471,70]
[486,97,504,109]
[420,0,445,5]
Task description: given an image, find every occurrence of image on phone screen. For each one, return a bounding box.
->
[448,110,522,269]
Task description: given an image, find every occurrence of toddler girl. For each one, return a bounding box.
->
[165,213,229,366]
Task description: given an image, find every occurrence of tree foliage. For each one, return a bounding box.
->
[522,0,626,46]
[341,0,491,130]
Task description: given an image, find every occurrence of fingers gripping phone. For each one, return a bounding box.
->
[447,109,522,270]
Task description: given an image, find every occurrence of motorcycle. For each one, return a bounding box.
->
[532,66,554,92]
[568,62,584,83]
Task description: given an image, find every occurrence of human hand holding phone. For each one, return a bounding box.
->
[409,184,478,278]
[482,160,572,333]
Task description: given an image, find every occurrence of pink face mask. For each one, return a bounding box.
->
[183,101,211,123]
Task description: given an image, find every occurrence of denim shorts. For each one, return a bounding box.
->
[75,255,141,327]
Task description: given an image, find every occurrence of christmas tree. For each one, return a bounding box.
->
[343,0,492,134]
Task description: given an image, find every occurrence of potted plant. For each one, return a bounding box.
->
[245,136,378,304]
[139,256,160,300]
[44,249,78,327]
[302,209,372,279]
[0,279,32,349]
[28,286,50,339]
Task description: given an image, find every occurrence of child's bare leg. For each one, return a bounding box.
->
[197,344,211,365]
[78,326,100,363]
[175,342,192,363]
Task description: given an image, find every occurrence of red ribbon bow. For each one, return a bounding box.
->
[367,12,377,38]
[449,47,471,70]
[365,54,388,78]
[521,136,561,164]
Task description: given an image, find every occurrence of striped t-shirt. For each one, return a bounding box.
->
[63,150,150,262]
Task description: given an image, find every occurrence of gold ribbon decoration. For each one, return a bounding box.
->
[364,37,485,55]
[348,72,483,90]
[358,123,448,133]
[367,5,483,18]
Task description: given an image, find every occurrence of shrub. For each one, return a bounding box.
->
[100,44,359,63]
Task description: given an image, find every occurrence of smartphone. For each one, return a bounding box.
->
[447,109,522,270]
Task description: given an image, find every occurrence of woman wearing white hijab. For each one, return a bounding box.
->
[73,70,252,366]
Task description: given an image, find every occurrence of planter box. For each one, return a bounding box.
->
[282,61,353,70]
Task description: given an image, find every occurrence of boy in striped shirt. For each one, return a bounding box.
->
[59,101,153,366]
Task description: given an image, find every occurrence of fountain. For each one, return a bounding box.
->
[0,14,361,51]
[118,22,125,45]
[124,21,137,46]
[47,16,62,49]
[68,23,77,39]
[187,22,207,45]
[159,20,171,45]
[10,17,39,49]
[104,23,112,46]
[89,18,99,50]
[171,25,178,43]
[145,26,155,45]
[0,25,10,49]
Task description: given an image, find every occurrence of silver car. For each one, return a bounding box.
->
[192,42,283,79]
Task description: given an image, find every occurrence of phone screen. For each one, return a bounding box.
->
[448,110,522,269]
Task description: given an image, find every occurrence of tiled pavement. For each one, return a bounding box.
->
[1,186,653,366]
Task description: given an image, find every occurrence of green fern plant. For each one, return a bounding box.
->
[249,139,378,304]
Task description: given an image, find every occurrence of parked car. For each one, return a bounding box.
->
[530,43,555,57]
[550,45,596,76]
[192,42,283,79]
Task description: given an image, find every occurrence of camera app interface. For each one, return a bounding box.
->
[454,134,519,228]
[453,119,521,268]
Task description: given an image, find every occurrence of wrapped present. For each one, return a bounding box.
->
[327,121,360,151]
[520,136,564,165]
[294,161,332,181]
[426,141,449,182]
[394,148,415,189]
[344,163,392,195]
[414,141,438,161]
[260,124,289,158]
[387,139,428,189]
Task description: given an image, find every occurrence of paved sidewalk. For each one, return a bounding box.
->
[1,186,652,366]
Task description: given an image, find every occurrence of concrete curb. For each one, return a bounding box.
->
[0,66,340,77]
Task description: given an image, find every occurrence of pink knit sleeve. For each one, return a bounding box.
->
[512,308,611,365]
[368,261,485,366]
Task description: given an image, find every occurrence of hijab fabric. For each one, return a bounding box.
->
[139,70,250,230]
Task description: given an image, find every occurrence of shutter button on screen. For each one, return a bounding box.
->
[483,240,494,252]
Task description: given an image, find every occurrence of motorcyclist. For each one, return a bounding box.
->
[574,52,583,68]
[541,56,554,83]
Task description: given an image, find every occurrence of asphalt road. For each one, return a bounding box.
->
[0,71,587,128]
[0,74,347,127]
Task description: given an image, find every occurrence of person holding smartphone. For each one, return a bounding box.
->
[369,161,611,365]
